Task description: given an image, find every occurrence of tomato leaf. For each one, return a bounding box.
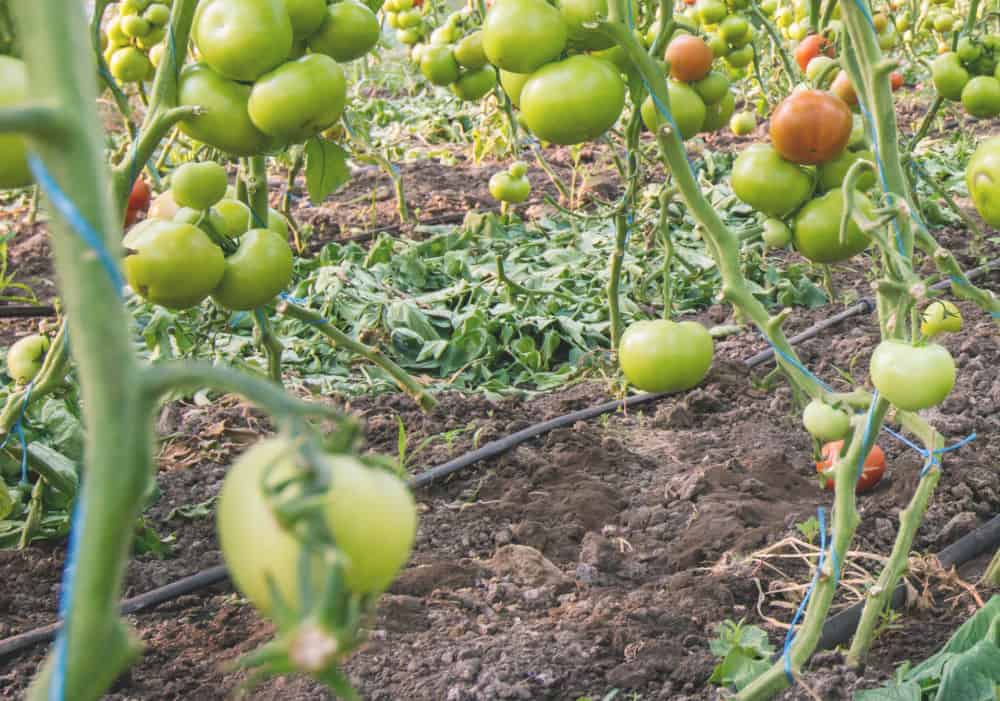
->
[305,138,350,204]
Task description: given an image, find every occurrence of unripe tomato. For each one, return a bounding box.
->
[110,46,153,83]
[692,71,730,105]
[211,228,293,310]
[961,76,1000,118]
[701,90,735,131]
[123,218,226,309]
[560,0,614,50]
[499,69,531,107]
[420,46,461,86]
[697,0,728,24]
[6,334,50,385]
[921,300,962,337]
[267,208,289,237]
[149,43,166,68]
[396,9,422,29]
[520,55,626,145]
[217,438,418,617]
[452,65,497,101]
[932,11,955,32]
[121,15,151,38]
[966,136,1000,227]
[429,26,455,46]
[309,1,380,62]
[706,32,728,58]
[770,89,852,165]
[208,198,253,238]
[788,21,808,41]
[793,188,872,263]
[816,148,876,192]
[760,0,777,14]
[483,0,566,74]
[143,3,171,26]
[872,12,888,32]
[830,69,857,105]
[870,341,955,411]
[149,190,180,220]
[729,110,756,135]
[805,55,837,84]
[731,144,813,217]
[802,399,850,441]
[762,218,791,247]
[454,30,488,70]
[795,34,835,72]
[489,171,531,203]
[284,0,328,39]
[178,63,271,156]
[135,26,167,50]
[248,54,347,144]
[816,441,885,493]
[724,44,754,68]
[193,0,293,82]
[877,28,897,50]
[931,52,970,100]
[665,34,714,82]
[719,14,749,44]
[618,319,714,393]
[171,162,229,211]
[641,81,706,140]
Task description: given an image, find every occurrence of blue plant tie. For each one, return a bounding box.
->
[51,494,84,701]
[782,507,830,683]
[759,331,834,392]
[0,381,33,485]
[882,425,977,476]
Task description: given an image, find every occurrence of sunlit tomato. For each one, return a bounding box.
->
[149,190,180,220]
[793,188,873,263]
[284,0,328,40]
[961,76,1000,118]
[6,334,50,385]
[454,30,488,70]
[520,55,626,145]
[805,55,837,84]
[921,300,963,337]
[248,54,347,144]
[618,319,714,393]
[452,65,497,101]
[560,0,614,50]
[309,1,380,62]
[171,162,228,211]
[729,110,756,135]
[697,0,728,24]
[178,63,271,156]
[123,218,226,309]
[489,168,531,203]
[192,0,293,82]
[731,144,813,217]
[109,46,153,83]
[770,89,852,165]
[719,15,750,44]
[966,136,1000,227]
[869,341,956,411]
[641,81,706,140]
[482,0,567,74]
[665,34,714,82]
[207,198,253,238]
[816,441,886,492]
[802,398,850,441]
[795,34,834,72]
[211,228,293,310]
[931,52,970,101]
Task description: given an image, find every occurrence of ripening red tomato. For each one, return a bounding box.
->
[795,34,834,72]
[125,177,151,227]
[666,35,714,82]
[890,71,904,91]
[769,89,852,165]
[816,441,886,493]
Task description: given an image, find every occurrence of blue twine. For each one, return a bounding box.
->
[760,332,834,392]
[229,311,249,329]
[28,157,126,295]
[51,494,84,701]
[0,381,33,485]
[852,0,877,30]
[882,425,977,476]
[782,507,831,683]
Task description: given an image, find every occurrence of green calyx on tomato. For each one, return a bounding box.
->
[6,334,50,385]
[0,57,32,190]
[618,319,714,393]
[211,228,293,310]
[193,0,293,82]
[869,341,956,411]
[802,398,850,441]
[308,1,380,62]
[966,135,1000,227]
[732,144,813,218]
[248,54,347,144]
[482,0,567,74]
[520,55,626,146]
[178,63,272,156]
[921,300,963,337]
[123,218,226,309]
[793,188,872,263]
[641,81,706,140]
[171,162,229,211]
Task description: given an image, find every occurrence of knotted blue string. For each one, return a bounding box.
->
[882,425,977,476]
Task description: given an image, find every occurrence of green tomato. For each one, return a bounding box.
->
[193,0,293,82]
[429,25,457,46]
[932,11,955,32]
[420,46,461,86]
[921,300,962,337]
[209,198,253,238]
[520,55,625,145]
[120,15,151,38]
[6,335,50,385]
[396,8,422,28]
[142,3,171,26]
[499,69,531,107]
[482,0,567,74]
[268,208,289,237]
[123,218,226,309]
[0,57,31,190]
[961,76,1000,118]
[966,135,1000,227]
[559,0,614,51]
[697,0,728,24]
[178,63,271,156]
[692,71,730,105]
[211,228,293,310]
[719,14,749,44]
[762,218,792,248]
[121,0,152,14]
[760,0,777,14]
[135,26,167,50]
[793,188,873,263]
[706,32,728,58]
[489,171,531,203]
[171,161,229,211]
[869,341,955,411]
[110,46,153,83]
[729,110,756,135]
[454,30,488,70]
[817,148,877,192]
[931,52,970,101]
[451,65,498,101]
[701,90,735,132]
[217,437,418,617]
[802,399,850,441]
[641,81,706,140]
[618,319,714,393]
[725,43,754,68]
[805,55,838,84]
[248,54,347,144]
[311,1,380,61]
[731,144,812,217]
[284,0,328,39]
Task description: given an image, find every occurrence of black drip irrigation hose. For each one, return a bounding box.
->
[0,305,57,319]
[0,258,997,663]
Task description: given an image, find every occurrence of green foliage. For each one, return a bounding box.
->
[708,618,776,691]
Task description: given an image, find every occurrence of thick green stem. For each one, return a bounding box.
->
[0,103,65,137]
[607,212,629,349]
[277,301,437,411]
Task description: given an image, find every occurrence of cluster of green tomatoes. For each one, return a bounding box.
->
[932,33,1000,119]
[174,0,379,157]
[102,0,174,83]
[382,0,428,46]
[675,0,757,75]
[410,11,499,102]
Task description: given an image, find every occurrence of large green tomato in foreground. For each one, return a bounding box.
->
[559,0,614,50]
[732,144,813,218]
[193,0,293,82]
[966,136,1000,227]
[520,55,625,145]
[793,188,873,263]
[930,52,970,101]
[618,319,714,393]
[6,335,50,385]
[178,63,271,156]
[123,218,225,309]
[217,437,419,617]
[869,341,955,411]
[211,229,294,310]
[0,57,31,190]
[248,54,347,144]
[308,1,380,62]
[482,0,567,74]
